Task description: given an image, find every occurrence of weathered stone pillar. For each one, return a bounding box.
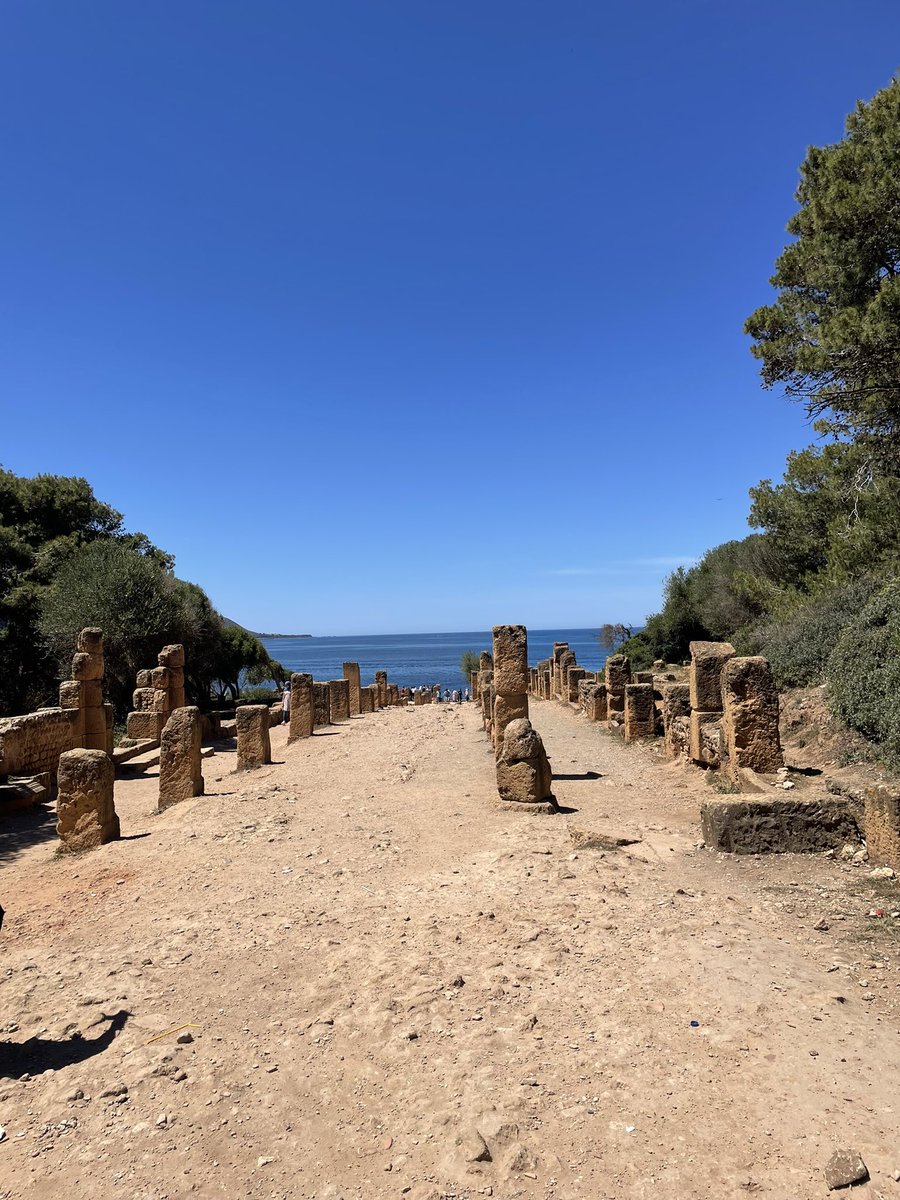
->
[492,625,529,757]
[624,683,655,741]
[583,682,608,722]
[557,650,576,704]
[159,644,186,710]
[289,673,314,741]
[56,748,119,851]
[566,665,586,704]
[158,706,204,810]
[342,662,361,716]
[604,654,631,732]
[551,643,569,699]
[71,628,112,754]
[375,671,388,707]
[479,669,494,737]
[496,718,553,805]
[313,682,331,727]
[359,685,375,714]
[471,671,480,700]
[864,786,900,871]
[236,704,272,770]
[329,679,351,723]
[389,683,401,706]
[662,682,691,758]
[689,641,734,765]
[721,656,782,774]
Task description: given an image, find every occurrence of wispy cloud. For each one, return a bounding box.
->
[546,555,699,578]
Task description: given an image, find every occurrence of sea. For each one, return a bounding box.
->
[258,629,609,693]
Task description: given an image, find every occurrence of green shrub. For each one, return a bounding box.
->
[828,578,900,767]
[744,576,879,688]
[239,686,279,705]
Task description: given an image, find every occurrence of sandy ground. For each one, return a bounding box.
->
[1,699,898,1200]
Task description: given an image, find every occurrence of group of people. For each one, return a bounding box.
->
[278,681,471,721]
[411,686,468,704]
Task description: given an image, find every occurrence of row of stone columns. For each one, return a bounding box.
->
[126,644,187,741]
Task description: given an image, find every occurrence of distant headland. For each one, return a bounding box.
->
[223,617,312,639]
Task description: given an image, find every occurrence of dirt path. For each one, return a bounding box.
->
[1,700,898,1199]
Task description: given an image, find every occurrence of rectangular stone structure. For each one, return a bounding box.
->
[720,656,782,774]
[359,686,374,714]
[864,786,900,871]
[624,683,656,741]
[289,674,315,741]
[701,797,860,854]
[662,682,691,758]
[56,748,119,851]
[328,679,351,722]
[604,654,631,694]
[342,662,362,716]
[492,625,528,696]
[126,711,165,741]
[689,641,735,712]
[583,682,608,722]
[566,665,586,704]
[236,704,272,770]
[375,671,388,707]
[313,683,331,727]
[690,710,723,766]
[158,706,204,810]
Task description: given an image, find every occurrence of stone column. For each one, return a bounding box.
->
[56,748,119,850]
[662,682,691,758]
[479,669,494,737]
[864,786,900,872]
[159,644,186,710]
[71,628,112,754]
[289,673,315,741]
[551,643,569,699]
[721,656,782,774]
[689,641,734,765]
[342,662,361,716]
[375,671,388,707]
[557,651,576,704]
[624,683,655,741]
[159,706,204,810]
[359,686,374,714]
[491,625,529,757]
[496,718,553,805]
[236,705,272,770]
[584,682,608,722]
[329,679,351,722]
[604,654,631,732]
[566,665,586,705]
[313,683,331,727]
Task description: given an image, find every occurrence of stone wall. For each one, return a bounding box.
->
[0,709,79,782]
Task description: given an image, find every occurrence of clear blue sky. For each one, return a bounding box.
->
[2,2,898,634]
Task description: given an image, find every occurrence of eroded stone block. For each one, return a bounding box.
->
[56,748,119,851]
[236,705,271,770]
[158,706,203,810]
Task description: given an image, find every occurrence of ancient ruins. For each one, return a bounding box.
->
[1,622,898,876]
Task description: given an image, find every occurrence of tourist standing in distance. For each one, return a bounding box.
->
[281,682,291,724]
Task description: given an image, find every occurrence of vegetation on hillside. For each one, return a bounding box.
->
[616,74,900,761]
[0,467,279,718]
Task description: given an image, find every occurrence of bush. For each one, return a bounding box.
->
[744,575,880,688]
[828,578,900,767]
[239,686,279,705]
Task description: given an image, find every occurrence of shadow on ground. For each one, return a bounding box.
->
[0,1011,131,1080]
[0,803,57,867]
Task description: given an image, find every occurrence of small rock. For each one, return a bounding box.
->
[176,1032,194,1044]
[0,1126,6,1143]
[66,1089,84,1102]
[99,1083,128,1099]
[813,917,830,931]
[869,866,895,879]
[257,1155,274,1167]
[462,1131,492,1163]
[824,1148,868,1190]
